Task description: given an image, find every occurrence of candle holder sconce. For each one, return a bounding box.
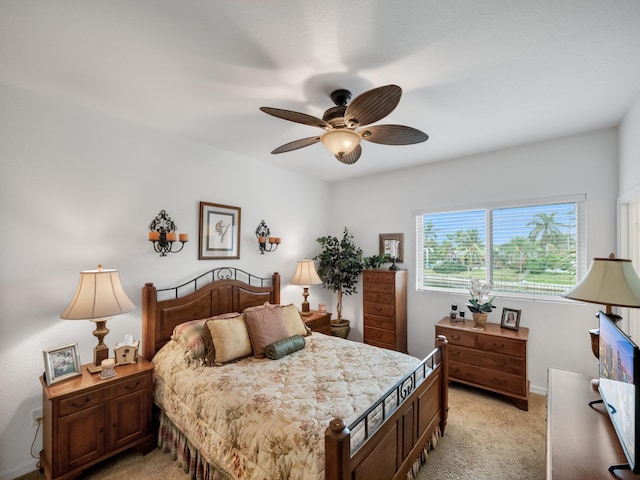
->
[148,210,188,257]
[255,220,281,254]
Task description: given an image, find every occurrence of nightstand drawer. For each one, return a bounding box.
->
[59,390,108,417]
[112,373,150,397]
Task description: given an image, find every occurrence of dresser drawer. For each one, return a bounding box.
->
[363,271,395,285]
[436,326,476,348]
[363,291,395,304]
[364,302,395,317]
[449,361,525,396]
[364,314,396,331]
[477,335,524,358]
[448,345,524,376]
[364,326,397,345]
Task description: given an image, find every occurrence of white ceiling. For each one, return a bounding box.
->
[2,1,640,182]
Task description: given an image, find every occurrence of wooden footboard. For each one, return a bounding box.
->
[325,335,448,480]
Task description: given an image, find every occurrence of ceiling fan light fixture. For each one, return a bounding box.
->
[320,129,361,158]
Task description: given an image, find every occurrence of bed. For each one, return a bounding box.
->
[142,267,448,480]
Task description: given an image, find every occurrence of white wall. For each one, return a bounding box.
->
[330,129,620,396]
[0,83,334,479]
[620,92,640,196]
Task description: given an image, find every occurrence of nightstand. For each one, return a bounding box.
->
[303,310,332,335]
[40,358,155,480]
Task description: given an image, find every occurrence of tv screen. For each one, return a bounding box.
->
[598,311,640,473]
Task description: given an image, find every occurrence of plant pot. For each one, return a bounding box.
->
[330,320,351,339]
[472,312,488,328]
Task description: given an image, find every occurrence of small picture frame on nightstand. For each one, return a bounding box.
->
[43,343,82,386]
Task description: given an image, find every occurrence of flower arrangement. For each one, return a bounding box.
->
[467,279,496,313]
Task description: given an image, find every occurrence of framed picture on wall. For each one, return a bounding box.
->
[379,233,404,263]
[501,308,521,331]
[43,343,82,385]
[199,202,241,260]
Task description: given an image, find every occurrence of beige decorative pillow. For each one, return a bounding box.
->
[243,306,289,359]
[281,303,310,337]
[206,313,252,365]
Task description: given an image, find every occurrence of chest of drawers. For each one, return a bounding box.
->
[435,317,529,410]
[363,269,407,352]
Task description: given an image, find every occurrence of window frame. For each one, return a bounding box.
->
[414,194,587,302]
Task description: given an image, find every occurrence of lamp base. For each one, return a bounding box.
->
[90,318,110,374]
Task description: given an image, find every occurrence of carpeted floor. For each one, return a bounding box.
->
[17,384,546,479]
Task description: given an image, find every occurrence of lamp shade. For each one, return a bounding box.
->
[291,259,322,286]
[60,265,135,320]
[320,129,361,157]
[562,256,640,309]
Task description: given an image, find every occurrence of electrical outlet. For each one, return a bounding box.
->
[31,408,43,427]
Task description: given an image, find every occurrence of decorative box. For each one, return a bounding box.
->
[114,340,139,365]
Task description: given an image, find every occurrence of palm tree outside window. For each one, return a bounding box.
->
[415,195,586,298]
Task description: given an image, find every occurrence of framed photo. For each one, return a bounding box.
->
[379,233,404,263]
[199,202,241,260]
[501,308,521,331]
[43,343,82,385]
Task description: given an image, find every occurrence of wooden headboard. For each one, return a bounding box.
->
[141,268,281,360]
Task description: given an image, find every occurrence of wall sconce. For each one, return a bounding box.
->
[148,210,188,257]
[255,219,281,254]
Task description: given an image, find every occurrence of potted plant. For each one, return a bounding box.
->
[315,227,364,337]
[467,278,496,328]
[364,253,388,269]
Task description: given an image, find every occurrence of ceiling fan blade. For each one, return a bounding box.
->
[271,136,320,154]
[344,85,402,128]
[335,144,362,165]
[360,124,429,145]
[260,107,331,129]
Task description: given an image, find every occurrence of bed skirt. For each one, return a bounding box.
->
[158,411,232,480]
[158,410,441,480]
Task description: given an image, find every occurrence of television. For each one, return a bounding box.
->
[598,310,640,473]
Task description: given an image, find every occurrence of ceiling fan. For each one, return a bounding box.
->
[259,85,428,165]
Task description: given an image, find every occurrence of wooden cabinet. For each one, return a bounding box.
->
[40,359,155,480]
[363,269,407,352]
[435,317,529,410]
[303,310,331,335]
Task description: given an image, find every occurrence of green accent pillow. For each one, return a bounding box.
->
[264,335,306,360]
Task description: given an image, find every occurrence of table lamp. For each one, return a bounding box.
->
[60,265,135,373]
[291,259,322,316]
[562,253,640,359]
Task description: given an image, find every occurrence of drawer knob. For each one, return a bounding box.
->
[71,396,92,408]
[125,381,141,390]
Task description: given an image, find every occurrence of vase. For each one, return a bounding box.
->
[330,320,351,339]
[472,312,488,328]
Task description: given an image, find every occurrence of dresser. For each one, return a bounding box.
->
[40,359,155,479]
[363,269,407,352]
[435,317,529,410]
[303,309,332,335]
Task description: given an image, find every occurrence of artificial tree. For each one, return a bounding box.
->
[315,227,364,322]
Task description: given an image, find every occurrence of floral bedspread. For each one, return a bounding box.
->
[152,333,422,480]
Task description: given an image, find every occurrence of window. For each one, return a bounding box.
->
[415,195,586,298]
